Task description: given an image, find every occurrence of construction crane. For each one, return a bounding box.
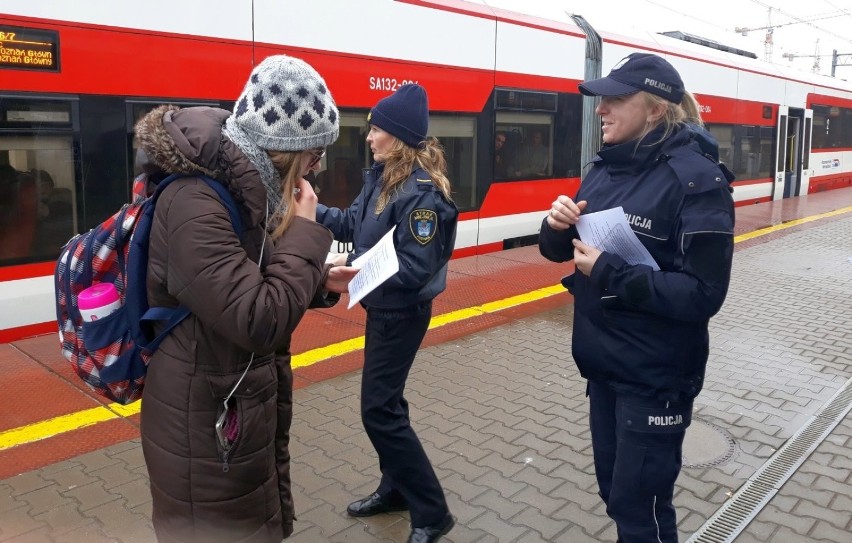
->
[735,7,776,61]
[784,49,852,77]
[782,40,821,73]
[735,5,848,63]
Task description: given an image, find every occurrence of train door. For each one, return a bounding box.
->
[772,106,789,200]
[782,108,806,198]
[774,106,808,199]
[798,109,813,195]
[783,114,800,198]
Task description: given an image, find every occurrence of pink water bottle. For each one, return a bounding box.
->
[78,283,121,322]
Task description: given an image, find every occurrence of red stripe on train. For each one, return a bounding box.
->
[0,262,55,282]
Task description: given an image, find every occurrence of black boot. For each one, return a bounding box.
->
[407,514,455,543]
[346,492,408,517]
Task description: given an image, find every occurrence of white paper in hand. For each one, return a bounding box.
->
[575,207,660,270]
[347,226,399,309]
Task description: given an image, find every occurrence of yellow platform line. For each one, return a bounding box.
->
[734,205,852,243]
[0,406,117,451]
[2,205,850,451]
[292,284,566,369]
[0,285,567,451]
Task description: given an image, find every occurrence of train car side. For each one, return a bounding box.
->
[1,0,852,342]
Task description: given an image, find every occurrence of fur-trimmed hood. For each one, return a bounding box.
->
[135,105,226,177]
[134,105,269,228]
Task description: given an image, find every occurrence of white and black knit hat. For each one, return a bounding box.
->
[231,55,339,151]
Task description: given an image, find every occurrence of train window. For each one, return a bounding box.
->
[811,104,852,149]
[0,96,78,265]
[315,111,368,211]
[0,98,72,127]
[706,124,734,167]
[0,126,77,265]
[843,108,852,148]
[495,89,557,112]
[317,112,477,212]
[811,105,829,148]
[495,112,553,180]
[429,115,476,211]
[832,107,851,148]
[720,124,774,181]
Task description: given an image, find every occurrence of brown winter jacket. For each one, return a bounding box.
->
[135,106,332,542]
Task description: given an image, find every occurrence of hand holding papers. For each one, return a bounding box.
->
[347,226,399,309]
[575,207,659,270]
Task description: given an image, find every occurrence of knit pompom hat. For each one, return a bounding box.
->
[368,84,428,148]
[231,55,339,151]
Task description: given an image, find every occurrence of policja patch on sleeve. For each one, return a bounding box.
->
[410,208,438,245]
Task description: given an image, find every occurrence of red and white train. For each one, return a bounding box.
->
[2,0,852,342]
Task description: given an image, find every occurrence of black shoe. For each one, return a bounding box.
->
[346,492,408,517]
[407,514,455,543]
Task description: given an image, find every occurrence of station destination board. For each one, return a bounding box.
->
[0,26,59,71]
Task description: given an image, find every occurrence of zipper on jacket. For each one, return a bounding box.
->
[221,447,231,473]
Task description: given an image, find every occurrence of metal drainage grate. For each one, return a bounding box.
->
[686,379,852,543]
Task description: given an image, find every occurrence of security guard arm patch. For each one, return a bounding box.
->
[410,208,438,245]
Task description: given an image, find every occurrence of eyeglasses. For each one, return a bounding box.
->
[307,148,326,168]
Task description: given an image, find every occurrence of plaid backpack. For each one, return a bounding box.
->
[55,173,243,404]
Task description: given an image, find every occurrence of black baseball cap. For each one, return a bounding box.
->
[579,53,685,104]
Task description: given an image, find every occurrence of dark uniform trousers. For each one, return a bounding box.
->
[362,301,449,527]
[588,380,693,543]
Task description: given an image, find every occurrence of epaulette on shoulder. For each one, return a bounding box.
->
[415,177,436,191]
[666,151,730,194]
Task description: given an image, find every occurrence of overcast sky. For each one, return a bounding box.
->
[487,0,852,79]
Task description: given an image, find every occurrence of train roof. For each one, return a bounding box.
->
[2,0,851,98]
[457,0,852,94]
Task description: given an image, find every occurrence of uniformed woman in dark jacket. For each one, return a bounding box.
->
[538,53,735,543]
[316,84,458,543]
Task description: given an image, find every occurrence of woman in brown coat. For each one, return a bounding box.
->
[135,55,356,542]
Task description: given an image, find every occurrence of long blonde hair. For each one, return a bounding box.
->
[266,150,303,239]
[376,137,452,212]
[638,90,703,146]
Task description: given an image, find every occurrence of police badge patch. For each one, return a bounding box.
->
[410,208,438,245]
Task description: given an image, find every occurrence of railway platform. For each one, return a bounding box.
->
[1,187,851,542]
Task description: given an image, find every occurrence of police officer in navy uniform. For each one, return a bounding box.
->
[316,84,458,543]
[539,53,735,542]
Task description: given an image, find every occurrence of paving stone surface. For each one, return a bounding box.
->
[2,215,851,542]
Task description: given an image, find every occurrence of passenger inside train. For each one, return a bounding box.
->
[494,131,510,178]
[514,129,549,177]
[32,168,73,255]
[0,164,39,262]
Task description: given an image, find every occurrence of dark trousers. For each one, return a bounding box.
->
[362,301,449,527]
[275,359,294,537]
[588,380,693,543]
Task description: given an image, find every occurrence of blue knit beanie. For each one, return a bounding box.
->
[368,84,428,148]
